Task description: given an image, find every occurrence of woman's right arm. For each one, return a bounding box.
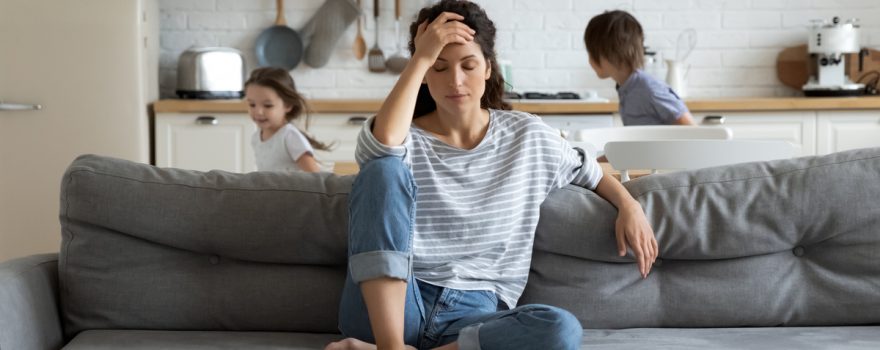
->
[371,12,475,146]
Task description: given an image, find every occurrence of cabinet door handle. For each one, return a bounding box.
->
[347,116,368,125]
[702,115,725,125]
[195,116,218,125]
[0,101,42,111]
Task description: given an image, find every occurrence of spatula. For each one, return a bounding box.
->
[352,0,366,60]
[368,0,386,72]
[385,0,409,73]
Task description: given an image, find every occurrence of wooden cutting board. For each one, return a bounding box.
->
[777,44,880,90]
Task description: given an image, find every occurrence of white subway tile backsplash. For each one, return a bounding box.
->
[662,12,722,30]
[749,30,806,48]
[499,51,544,68]
[810,0,879,9]
[634,0,693,11]
[514,31,572,50]
[158,0,880,99]
[161,12,187,30]
[543,12,591,31]
[188,13,247,30]
[515,0,573,11]
[723,12,781,29]
[161,31,218,51]
[573,0,634,12]
[695,31,750,48]
[721,49,780,67]
[749,0,805,10]
[546,52,588,68]
[694,0,749,10]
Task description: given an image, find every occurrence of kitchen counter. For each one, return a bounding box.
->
[153,96,880,115]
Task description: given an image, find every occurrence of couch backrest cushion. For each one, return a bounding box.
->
[521,147,880,328]
[59,148,880,336]
[59,155,352,337]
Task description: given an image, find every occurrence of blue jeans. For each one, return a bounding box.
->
[338,157,583,350]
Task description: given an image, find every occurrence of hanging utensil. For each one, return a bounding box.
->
[385,0,409,73]
[255,0,304,70]
[367,0,386,72]
[353,0,367,60]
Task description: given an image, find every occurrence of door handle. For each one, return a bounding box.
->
[195,116,218,125]
[347,116,368,125]
[0,101,42,111]
[702,115,725,125]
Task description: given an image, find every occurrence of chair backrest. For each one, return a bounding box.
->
[604,139,797,181]
[572,126,733,156]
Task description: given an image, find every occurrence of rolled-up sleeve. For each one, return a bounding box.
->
[556,138,603,190]
[354,116,413,167]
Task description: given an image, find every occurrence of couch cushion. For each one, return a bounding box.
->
[580,327,880,349]
[62,330,342,349]
[59,155,353,337]
[522,147,880,328]
[61,327,880,349]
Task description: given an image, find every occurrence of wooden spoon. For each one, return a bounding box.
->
[353,0,366,60]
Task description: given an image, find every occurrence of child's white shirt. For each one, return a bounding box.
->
[251,124,314,172]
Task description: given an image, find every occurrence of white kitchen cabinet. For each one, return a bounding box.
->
[817,111,880,155]
[694,111,817,156]
[304,113,372,162]
[155,113,257,173]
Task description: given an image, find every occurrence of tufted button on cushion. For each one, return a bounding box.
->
[209,256,220,265]
[792,246,805,257]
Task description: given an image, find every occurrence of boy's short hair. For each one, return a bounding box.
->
[584,10,644,72]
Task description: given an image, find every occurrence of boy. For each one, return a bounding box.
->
[585,10,694,125]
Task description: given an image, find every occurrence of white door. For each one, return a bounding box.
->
[155,113,257,173]
[0,0,158,261]
[696,112,817,156]
[817,111,880,155]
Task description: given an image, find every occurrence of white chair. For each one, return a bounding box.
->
[604,139,797,181]
[572,126,733,157]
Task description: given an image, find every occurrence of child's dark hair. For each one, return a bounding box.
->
[584,10,644,72]
[407,0,511,118]
[244,67,333,151]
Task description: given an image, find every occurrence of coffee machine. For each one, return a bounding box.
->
[802,17,865,96]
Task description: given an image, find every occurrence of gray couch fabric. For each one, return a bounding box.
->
[59,158,353,337]
[520,148,880,328]
[48,148,879,348]
[0,254,64,350]
[59,327,880,350]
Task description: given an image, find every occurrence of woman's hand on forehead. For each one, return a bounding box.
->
[413,12,476,63]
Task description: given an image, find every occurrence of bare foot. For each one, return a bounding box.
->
[324,338,418,350]
[325,338,375,350]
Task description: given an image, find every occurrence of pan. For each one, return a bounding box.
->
[255,0,303,70]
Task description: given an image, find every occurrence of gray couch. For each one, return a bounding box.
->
[1,148,879,350]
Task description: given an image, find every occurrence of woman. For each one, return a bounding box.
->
[327,2,658,350]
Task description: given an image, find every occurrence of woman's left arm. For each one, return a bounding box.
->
[593,172,658,279]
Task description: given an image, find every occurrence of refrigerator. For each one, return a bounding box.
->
[0,0,158,260]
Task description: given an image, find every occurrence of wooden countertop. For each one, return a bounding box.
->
[153,96,880,115]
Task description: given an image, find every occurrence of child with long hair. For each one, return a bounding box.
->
[245,67,333,172]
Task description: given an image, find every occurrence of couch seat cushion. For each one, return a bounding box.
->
[62,330,342,350]
[63,327,880,349]
[582,327,880,349]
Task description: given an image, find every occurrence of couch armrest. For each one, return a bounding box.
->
[0,253,64,350]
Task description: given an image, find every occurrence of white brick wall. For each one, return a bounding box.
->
[159,0,880,100]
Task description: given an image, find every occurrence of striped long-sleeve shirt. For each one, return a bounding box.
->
[355,109,603,308]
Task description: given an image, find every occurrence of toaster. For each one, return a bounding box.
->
[176,47,245,99]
